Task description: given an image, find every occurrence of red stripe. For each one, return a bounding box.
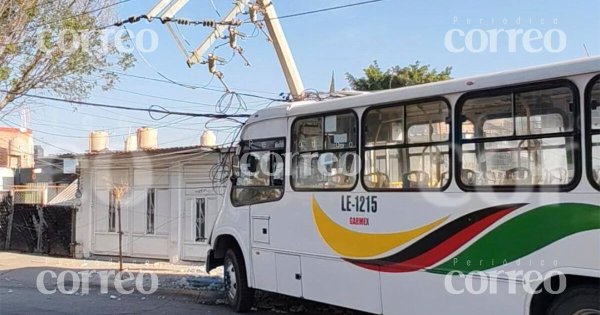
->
[354,208,514,273]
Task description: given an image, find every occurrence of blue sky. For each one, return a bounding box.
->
[8,0,600,155]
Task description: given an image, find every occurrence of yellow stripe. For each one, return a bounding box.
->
[312,196,448,259]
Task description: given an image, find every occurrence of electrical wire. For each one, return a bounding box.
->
[173,23,193,48]
[97,69,285,100]
[209,0,222,18]
[29,0,136,30]
[0,90,251,119]
[99,14,241,30]
[105,25,286,102]
[1,115,196,139]
[110,87,219,108]
[253,0,384,22]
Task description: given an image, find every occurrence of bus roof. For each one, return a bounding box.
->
[247,56,600,124]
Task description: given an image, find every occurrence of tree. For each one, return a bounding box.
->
[0,0,135,110]
[346,61,452,91]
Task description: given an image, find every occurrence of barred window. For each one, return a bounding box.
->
[458,83,578,189]
[195,198,206,242]
[108,190,116,232]
[587,76,600,189]
[363,100,450,190]
[146,188,155,234]
[292,112,358,190]
[231,138,285,206]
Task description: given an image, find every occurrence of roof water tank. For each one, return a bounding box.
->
[200,130,216,147]
[9,137,33,156]
[89,131,109,153]
[124,135,137,152]
[137,127,158,150]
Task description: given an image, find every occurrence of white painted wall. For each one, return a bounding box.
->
[75,150,224,262]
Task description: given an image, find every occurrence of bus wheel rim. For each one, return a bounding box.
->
[572,309,600,315]
[225,260,237,301]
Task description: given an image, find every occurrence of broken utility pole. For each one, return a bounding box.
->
[256,0,305,100]
[147,0,306,100]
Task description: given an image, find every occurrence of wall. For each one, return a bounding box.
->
[1,203,73,256]
[76,150,224,262]
[0,127,34,169]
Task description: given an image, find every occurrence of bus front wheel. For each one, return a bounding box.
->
[546,285,599,315]
[224,249,254,312]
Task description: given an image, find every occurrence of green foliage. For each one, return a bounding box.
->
[0,67,9,81]
[0,0,136,109]
[346,61,453,91]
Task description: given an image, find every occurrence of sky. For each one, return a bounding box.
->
[5,0,600,155]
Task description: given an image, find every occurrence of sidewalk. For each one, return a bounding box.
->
[0,252,361,314]
[0,252,226,303]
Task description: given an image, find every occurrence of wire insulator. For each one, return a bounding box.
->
[203,20,216,27]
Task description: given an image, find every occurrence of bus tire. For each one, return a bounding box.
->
[224,248,254,312]
[546,285,600,315]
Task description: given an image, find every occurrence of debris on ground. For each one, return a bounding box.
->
[253,291,360,315]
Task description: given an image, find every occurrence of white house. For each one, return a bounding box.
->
[74,146,227,262]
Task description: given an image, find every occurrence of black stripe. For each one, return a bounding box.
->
[351,203,527,265]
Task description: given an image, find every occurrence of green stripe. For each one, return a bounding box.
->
[430,203,600,274]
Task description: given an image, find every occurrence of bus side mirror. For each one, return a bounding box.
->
[231,155,240,179]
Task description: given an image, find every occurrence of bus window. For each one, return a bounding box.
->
[464,94,513,138]
[458,84,579,189]
[231,138,285,206]
[363,100,451,190]
[292,112,358,190]
[587,76,600,189]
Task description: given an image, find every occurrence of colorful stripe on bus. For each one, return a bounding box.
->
[311,197,600,274]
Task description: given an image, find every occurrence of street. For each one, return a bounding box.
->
[0,284,243,315]
[0,253,360,315]
[0,257,252,315]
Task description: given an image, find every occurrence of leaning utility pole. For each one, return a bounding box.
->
[147,0,306,100]
[185,1,247,67]
[256,0,305,100]
[147,0,191,59]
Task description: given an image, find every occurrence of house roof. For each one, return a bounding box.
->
[60,145,229,160]
[47,179,78,206]
[0,127,31,134]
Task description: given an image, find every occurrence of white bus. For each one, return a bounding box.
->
[205,57,600,315]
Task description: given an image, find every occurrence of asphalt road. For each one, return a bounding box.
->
[0,253,361,315]
[0,285,247,315]
[0,265,268,315]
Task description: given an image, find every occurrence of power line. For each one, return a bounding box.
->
[31,104,210,131]
[98,68,283,96]
[258,0,384,21]
[209,0,222,18]
[0,0,137,46]
[111,87,220,107]
[1,119,76,154]
[99,14,241,29]
[0,90,251,119]
[103,79,281,110]
[2,115,196,139]
[97,70,286,101]
[31,0,136,29]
